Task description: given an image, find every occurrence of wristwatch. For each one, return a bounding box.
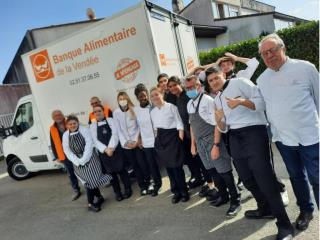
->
[213,142,220,147]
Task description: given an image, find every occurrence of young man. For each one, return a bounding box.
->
[50,110,81,201]
[167,76,205,190]
[257,33,319,231]
[216,52,259,80]
[157,73,176,104]
[207,67,294,240]
[88,96,112,124]
[185,75,241,217]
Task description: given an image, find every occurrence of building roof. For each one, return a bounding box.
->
[215,11,308,22]
[179,0,196,14]
[193,24,227,37]
[0,84,31,115]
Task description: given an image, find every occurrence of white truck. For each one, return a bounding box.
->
[0,1,199,180]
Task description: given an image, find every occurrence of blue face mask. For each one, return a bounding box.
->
[186,89,199,99]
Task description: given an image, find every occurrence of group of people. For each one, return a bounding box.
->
[49,33,318,240]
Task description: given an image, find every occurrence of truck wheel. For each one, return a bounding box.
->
[7,157,32,181]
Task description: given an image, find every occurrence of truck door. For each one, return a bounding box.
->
[9,101,51,171]
[173,18,200,75]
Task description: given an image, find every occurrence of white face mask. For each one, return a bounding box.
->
[118,99,128,107]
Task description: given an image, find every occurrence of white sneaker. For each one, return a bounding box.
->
[281,189,289,207]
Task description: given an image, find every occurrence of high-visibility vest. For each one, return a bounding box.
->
[50,123,66,161]
[89,105,112,123]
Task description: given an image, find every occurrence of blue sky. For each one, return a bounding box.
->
[0,0,318,83]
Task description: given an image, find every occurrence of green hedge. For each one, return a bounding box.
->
[199,21,319,82]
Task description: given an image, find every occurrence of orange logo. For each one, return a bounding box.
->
[114,58,140,83]
[30,49,54,82]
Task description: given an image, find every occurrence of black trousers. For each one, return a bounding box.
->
[86,188,102,204]
[166,166,188,195]
[110,169,131,194]
[229,125,291,229]
[122,148,150,190]
[199,160,213,184]
[62,159,80,193]
[207,168,240,204]
[182,137,203,181]
[143,148,162,189]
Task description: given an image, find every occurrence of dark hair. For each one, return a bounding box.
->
[134,83,148,98]
[93,104,104,111]
[205,66,223,77]
[66,114,79,123]
[157,73,169,82]
[168,76,181,85]
[218,56,235,66]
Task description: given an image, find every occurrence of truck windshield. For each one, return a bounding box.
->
[13,102,34,134]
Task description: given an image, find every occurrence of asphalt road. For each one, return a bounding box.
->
[0,145,318,240]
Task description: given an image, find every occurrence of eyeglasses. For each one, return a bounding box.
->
[260,45,282,58]
[93,110,102,113]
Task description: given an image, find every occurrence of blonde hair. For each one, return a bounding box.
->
[117,91,135,118]
[150,86,163,95]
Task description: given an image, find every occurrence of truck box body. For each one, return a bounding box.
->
[21,1,199,147]
[3,1,199,177]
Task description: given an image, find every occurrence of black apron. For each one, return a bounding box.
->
[154,128,184,168]
[96,120,123,173]
[189,94,232,173]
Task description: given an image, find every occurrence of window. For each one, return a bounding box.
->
[229,6,239,17]
[217,3,225,18]
[212,2,220,19]
[13,102,34,134]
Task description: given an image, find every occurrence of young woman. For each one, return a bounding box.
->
[113,91,150,196]
[90,104,131,201]
[133,84,162,196]
[62,115,112,212]
[149,87,189,204]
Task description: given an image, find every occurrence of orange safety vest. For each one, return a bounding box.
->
[50,123,66,161]
[89,105,111,122]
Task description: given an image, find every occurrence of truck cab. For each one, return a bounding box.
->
[1,95,61,180]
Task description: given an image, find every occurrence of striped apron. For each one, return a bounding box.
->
[69,131,112,189]
[189,94,232,173]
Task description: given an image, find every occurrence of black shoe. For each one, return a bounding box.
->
[88,203,101,212]
[206,188,220,202]
[295,211,313,231]
[244,208,275,219]
[188,178,205,189]
[123,188,132,199]
[95,196,105,206]
[140,189,148,196]
[199,185,210,198]
[210,195,229,207]
[71,191,81,201]
[172,194,181,204]
[226,203,241,218]
[151,187,160,197]
[115,193,123,201]
[181,193,190,202]
[276,223,294,240]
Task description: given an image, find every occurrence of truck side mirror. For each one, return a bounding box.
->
[0,125,18,139]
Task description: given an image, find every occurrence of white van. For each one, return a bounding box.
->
[0,1,199,180]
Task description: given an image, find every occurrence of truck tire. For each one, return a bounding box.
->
[7,157,32,181]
